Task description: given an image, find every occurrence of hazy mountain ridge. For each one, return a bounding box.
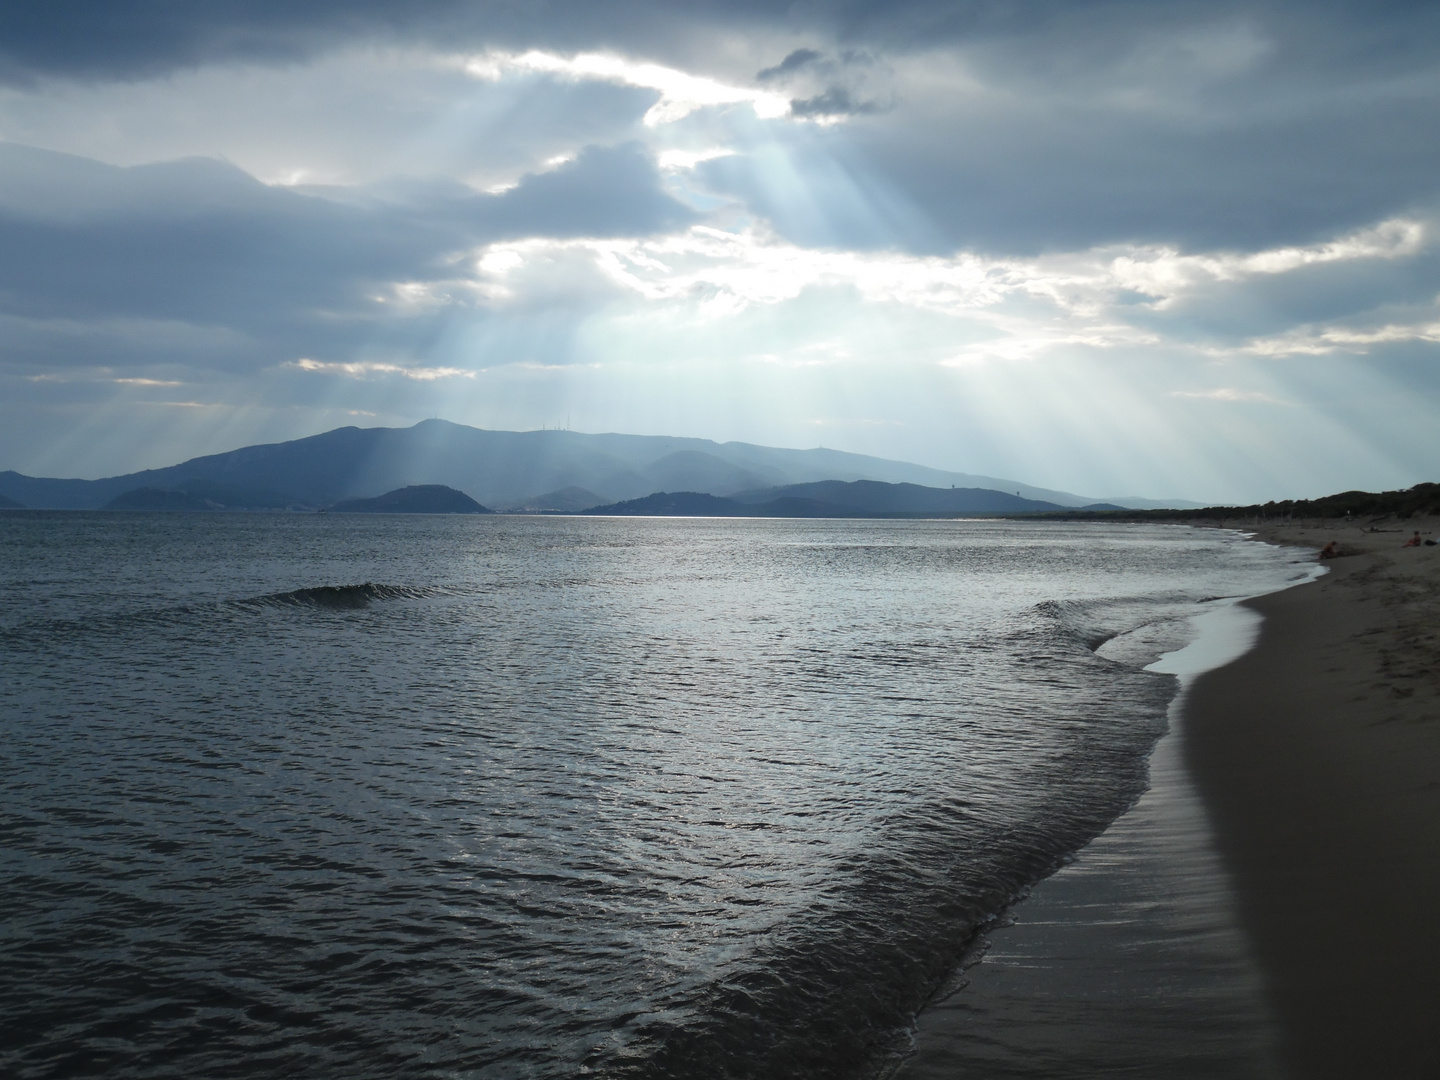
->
[506,486,608,513]
[101,479,309,512]
[327,485,491,515]
[0,419,1187,510]
[729,480,1124,514]
[583,485,1081,517]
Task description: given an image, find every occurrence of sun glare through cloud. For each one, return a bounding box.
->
[464,50,793,124]
[0,2,1436,502]
[5,9,1440,1080]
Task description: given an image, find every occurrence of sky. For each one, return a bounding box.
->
[1,1,1437,503]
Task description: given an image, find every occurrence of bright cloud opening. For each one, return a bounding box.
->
[288,358,477,380]
[469,217,1434,367]
[465,51,791,124]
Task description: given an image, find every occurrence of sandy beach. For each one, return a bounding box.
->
[897,595,1286,1079]
[902,517,1440,1079]
[1184,516,1440,1077]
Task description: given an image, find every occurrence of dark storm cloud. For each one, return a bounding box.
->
[6,3,1440,259]
[757,49,822,82]
[4,2,1439,82]
[0,0,737,82]
[788,87,879,119]
[0,141,692,368]
[699,73,1440,255]
[756,46,886,121]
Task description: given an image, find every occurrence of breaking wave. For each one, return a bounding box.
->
[237,583,437,609]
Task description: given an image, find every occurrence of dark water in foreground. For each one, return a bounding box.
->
[0,515,1309,1079]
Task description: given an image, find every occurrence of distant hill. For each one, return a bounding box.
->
[1093,495,1203,511]
[1043,482,1440,522]
[584,492,747,516]
[102,480,307,511]
[730,480,1070,514]
[499,486,606,512]
[327,485,491,514]
[106,488,217,512]
[1219,482,1440,520]
[0,492,23,509]
[0,419,1148,510]
[584,481,1083,517]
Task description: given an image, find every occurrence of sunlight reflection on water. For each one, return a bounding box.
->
[0,515,1309,1079]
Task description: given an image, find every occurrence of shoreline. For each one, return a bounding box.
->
[899,517,1440,1078]
[1183,517,1440,1076]
[896,562,1301,1079]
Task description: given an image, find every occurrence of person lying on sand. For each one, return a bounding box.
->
[1403,530,1422,547]
[1320,541,1340,559]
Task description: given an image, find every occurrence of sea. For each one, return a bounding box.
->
[0,513,1313,1079]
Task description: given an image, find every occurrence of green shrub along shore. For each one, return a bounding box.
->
[1026,482,1440,523]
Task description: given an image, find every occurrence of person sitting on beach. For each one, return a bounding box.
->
[1403,530,1422,547]
[1320,541,1340,559]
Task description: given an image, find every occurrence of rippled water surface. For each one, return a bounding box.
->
[0,515,1309,1078]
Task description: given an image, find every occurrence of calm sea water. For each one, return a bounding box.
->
[0,514,1310,1079]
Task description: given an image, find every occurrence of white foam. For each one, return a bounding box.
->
[1145,563,1326,684]
[903,555,1330,1078]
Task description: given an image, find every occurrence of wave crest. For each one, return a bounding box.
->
[241,583,433,609]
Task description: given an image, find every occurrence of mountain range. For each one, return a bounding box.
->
[586,482,1111,517]
[0,420,1196,511]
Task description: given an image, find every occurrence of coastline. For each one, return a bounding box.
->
[900,516,1440,1078]
[1184,517,1440,1077]
[896,578,1295,1078]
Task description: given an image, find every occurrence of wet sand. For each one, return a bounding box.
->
[897,597,1288,1080]
[901,518,1440,1079]
[1184,517,1440,1077]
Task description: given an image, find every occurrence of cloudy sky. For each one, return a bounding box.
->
[1,1,1437,501]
